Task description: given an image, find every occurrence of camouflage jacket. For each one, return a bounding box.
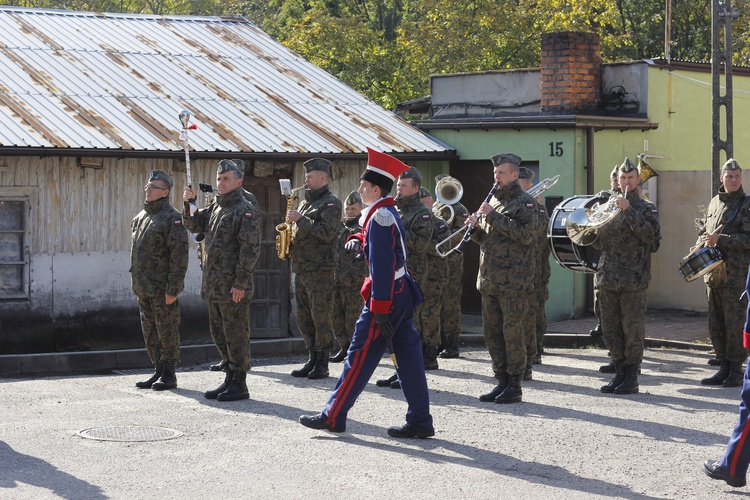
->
[433,200,469,266]
[424,211,452,282]
[333,218,369,286]
[291,185,342,274]
[183,187,261,303]
[592,189,660,292]
[471,181,538,292]
[696,186,750,287]
[395,192,433,284]
[130,197,189,298]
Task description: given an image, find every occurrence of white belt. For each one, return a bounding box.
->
[394,267,406,279]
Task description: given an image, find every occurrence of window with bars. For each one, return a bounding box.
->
[0,195,29,299]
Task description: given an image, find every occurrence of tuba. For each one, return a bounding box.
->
[275,179,304,260]
[434,176,463,224]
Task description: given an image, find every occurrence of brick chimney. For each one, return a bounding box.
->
[540,32,601,115]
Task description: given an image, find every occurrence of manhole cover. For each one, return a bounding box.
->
[77,426,183,442]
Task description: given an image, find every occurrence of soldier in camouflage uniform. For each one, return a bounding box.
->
[697,159,750,387]
[289,158,343,380]
[130,170,189,391]
[593,158,660,395]
[419,187,451,370]
[183,159,261,402]
[517,168,550,378]
[376,168,433,388]
[330,191,368,363]
[432,174,470,359]
[470,153,538,404]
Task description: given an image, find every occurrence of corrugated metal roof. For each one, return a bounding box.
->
[0,7,453,156]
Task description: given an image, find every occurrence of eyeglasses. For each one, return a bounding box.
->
[144,184,167,191]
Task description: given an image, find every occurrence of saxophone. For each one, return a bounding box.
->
[275,179,304,259]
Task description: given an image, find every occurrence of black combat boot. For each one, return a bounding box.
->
[152,362,177,391]
[291,351,317,377]
[589,322,602,338]
[423,345,439,371]
[217,370,249,401]
[439,333,460,359]
[614,364,639,394]
[479,373,509,402]
[329,343,349,363]
[599,361,616,373]
[601,363,625,393]
[307,351,330,379]
[204,369,234,400]
[208,361,225,372]
[523,364,533,381]
[722,362,744,387]
[701,361,730,385]
[377,372,398,387]
[135,363,163,389]
[494,374,523,404]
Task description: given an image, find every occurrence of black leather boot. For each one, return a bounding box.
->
[135,363,163,389]
[601,363,624,393]
[523,365,533,381]
[423,345,439,370]
[599,362,616,373]
[217,370,249,401]
[702,361,730,385]
[614,364,639,394]
[152,362,177,391]
[307,351,330,379]
[208,361,225,372]
[589,322,602,338]
[205,370,234,400]
[377,372,398,387]
[495,374,523,404]
[722,362,744,387]
[329,343,349,363]
[439,333,460,359]
[291,351,317,377]
[479,373,509,402]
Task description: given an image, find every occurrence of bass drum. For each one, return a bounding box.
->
[548,195,605,273]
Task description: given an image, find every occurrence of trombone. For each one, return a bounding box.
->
[435,175,560,258]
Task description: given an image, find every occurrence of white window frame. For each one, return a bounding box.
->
[0,187,32,300]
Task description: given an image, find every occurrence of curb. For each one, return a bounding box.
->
[0,331,712,378]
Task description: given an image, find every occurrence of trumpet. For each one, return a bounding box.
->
[275,180,305,260]
[435,175,561,258]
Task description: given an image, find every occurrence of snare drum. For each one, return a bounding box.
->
[678,247,723,282]
[548,195,605,273]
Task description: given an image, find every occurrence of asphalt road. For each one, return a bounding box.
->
[0,346,743,499]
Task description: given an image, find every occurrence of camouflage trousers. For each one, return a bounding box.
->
[419,279,447,348]
[481,291,528,377]
[707,284,748,364]
[440,258,463,339]
[331,283,364,349]
[137,295,181,365]
[598,288,647,367]
[208,300,251,372]
[523,285,548,366]
[295,271,334,352]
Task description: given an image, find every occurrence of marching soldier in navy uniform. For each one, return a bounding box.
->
[704,268,750,488]
[330,191,368,362]
[299,148,434,439]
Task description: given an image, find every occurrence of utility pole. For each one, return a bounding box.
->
[712,0,738,195]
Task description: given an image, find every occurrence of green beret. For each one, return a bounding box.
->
[722,158,741,171]
[491,153,522,167]
[217,159,245,177]
[304,158,333,179]
[148,169,173,188]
